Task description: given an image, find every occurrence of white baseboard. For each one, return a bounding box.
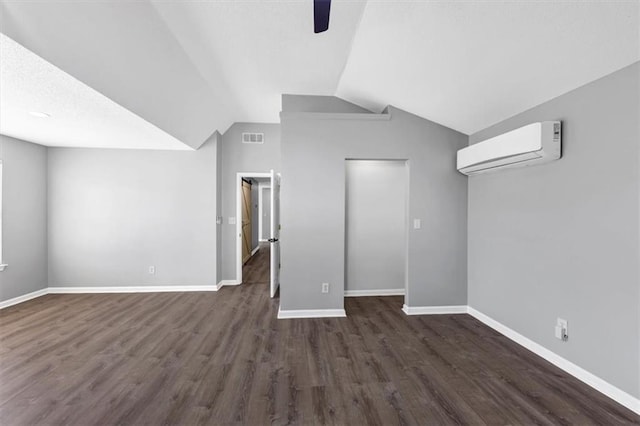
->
[251,246,260,256]
[467,306,640,415]
[277,307,346,319]
[2,284,222,309]
[217,280,241,289]
[345,288,405,297]
[402,304,468,315]
[48,285,220,294]
[0,288,48,309]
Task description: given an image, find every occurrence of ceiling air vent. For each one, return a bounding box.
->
[242,132,264,144]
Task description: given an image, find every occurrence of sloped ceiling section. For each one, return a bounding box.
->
[0,0,224,149]
[0,0,638,149]
[337,0,640,134]
[0,34,191,150]
[152,0,367,124]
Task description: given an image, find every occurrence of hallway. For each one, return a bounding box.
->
[243,242,270,287]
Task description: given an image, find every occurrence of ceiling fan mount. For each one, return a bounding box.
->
[314,0,331,33]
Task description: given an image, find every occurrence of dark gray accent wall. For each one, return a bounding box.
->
[47,136,219,287]
[280,101,468,311]
[219,123,281,281]
[467,62,639,398]
[0,136,48,301]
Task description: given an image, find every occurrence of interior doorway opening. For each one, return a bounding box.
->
[344,160,409,310]
[235,171,280,298]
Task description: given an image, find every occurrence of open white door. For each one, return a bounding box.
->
[269,170,280,297]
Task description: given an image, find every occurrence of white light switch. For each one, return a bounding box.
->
[229,217,236,225]
[413,219,421,229]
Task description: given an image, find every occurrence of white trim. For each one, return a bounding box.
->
[402,304,468,315]
[258,183,263,242]
[2,284,225,309]
[280,112,391,121]
[0,161,4,272]
[0,288,48,309]
[48,285,220,294]
[403,160,411,306]
[236,172,271,284]
[251,246,260,256]
[277,307,347,319]
[467,306,640,415]
[217,280,241,288]
[345,288,405,297]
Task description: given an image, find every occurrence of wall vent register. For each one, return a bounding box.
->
[242,133,264,144]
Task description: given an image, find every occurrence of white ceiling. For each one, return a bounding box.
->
[0,0,223,149]
[336,0,640,134]
[152,0,367,124]
[0,0,638,149]
[0,34,190,150]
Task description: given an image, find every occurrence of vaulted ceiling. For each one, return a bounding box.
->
[1,0,638,150]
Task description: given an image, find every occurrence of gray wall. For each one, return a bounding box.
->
[0,136,48,301]
[282,94,372,114]
[346,160,408,293]
[467,62,639,398]
[280,100,468,311]
[47,136,219,287]
[219,123,281,281]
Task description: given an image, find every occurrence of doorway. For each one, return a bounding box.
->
[235,171,280,298]
[345,160,408,300]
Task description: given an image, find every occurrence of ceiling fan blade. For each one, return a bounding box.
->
[314,0,331,33]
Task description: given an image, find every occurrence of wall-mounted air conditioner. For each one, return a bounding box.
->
[457,121,561,176]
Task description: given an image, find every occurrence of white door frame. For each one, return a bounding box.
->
[269,170,281,298]
[236,172,271,284]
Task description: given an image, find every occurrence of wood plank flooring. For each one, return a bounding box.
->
[0,247,638,425]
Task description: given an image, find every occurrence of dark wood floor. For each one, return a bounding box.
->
[243,242,271,286]
[1,248,638,425]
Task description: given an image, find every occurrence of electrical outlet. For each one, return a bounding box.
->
[555,318,568,341]
[149,266,155,275]
[229,217,236,225]
[321,283,329,293]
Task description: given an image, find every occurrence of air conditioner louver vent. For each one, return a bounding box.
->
[242,132,264,144]
[456,121,561,176]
